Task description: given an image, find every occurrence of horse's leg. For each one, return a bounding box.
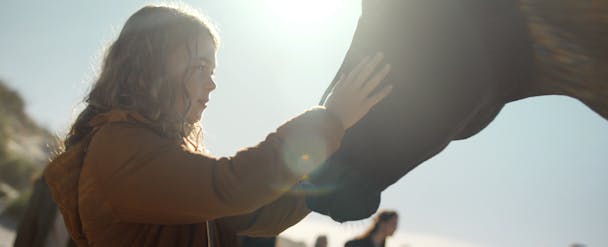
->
[514,0,608,120]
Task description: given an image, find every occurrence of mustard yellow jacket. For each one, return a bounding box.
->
[44,107,344,247]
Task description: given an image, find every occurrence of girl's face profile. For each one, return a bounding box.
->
[167,34,217,124]
[377,216,398,237]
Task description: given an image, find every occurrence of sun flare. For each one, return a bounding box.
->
[263,0,347,28]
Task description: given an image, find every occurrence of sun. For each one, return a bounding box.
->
[263,0,347,28]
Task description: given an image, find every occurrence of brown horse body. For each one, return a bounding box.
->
[305,0,608,222]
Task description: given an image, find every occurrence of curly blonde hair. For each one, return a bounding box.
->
[65,4,219,150]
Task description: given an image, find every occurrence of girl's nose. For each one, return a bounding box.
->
[207,78,216,91]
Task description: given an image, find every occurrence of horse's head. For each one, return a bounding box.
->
[306,0,607,222]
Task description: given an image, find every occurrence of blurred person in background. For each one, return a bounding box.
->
[344,210,398,247]
[314,235,328,247]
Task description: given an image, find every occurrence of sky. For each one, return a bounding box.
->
[1,1,607,247]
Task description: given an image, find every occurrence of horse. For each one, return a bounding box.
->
[305,0,608,222]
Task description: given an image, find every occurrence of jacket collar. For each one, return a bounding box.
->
[88,109,152,127]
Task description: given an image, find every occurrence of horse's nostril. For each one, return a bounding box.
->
[306,185,381,222]
[331,189,381,222]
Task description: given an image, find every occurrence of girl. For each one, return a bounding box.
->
[44,4,392,247]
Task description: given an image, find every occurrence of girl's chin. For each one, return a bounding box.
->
[186,117,200,124]
[187,112,204,123]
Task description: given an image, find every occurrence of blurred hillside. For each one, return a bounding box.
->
[0,80,55,164]
[0,79,55,218]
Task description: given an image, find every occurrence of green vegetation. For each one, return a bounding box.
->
[2,188,31,220]
[0,79,52,219]
[0,158,38,191]
[0,80,47,136]
[0,80,41,190]
[0,81,25,118]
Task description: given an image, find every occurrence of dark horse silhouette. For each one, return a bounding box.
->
[305,0,608,222]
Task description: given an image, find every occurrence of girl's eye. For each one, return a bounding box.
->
[196,65,206,71]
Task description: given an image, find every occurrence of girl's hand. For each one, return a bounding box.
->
[324,53,393,130]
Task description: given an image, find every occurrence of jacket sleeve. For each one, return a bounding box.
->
[85,107,343,224]
[216,187,311,237]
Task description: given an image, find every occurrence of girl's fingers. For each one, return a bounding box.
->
[354,52,384,88]
[345,56,370,86]
[366,84,393,108]
[361,63,391,94]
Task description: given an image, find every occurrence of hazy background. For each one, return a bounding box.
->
[1,1,607,246]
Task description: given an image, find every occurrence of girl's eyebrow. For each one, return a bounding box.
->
[192,56,209,64]
[192,56,206,61]
[192,57,216,68]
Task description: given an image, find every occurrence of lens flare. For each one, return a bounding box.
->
[263,0,346,28]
